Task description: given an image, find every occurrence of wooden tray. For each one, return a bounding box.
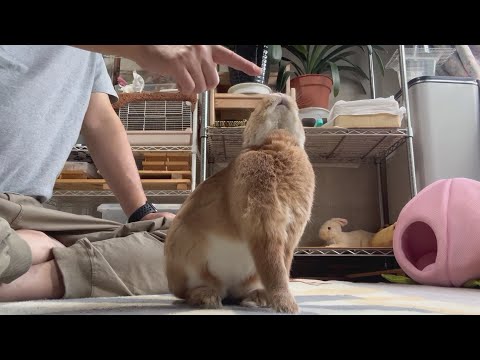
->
[54,179,191,191]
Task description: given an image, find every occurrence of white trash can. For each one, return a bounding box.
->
[396,76,480,191]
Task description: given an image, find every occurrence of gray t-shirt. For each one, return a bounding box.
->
[0,45,118,202]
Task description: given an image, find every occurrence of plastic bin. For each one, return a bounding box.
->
[126,129,192,146]
[97,203,183,223]
[324,96,405,128]
[386,46,456,85]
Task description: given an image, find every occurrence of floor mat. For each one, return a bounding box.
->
[1,279,478,315]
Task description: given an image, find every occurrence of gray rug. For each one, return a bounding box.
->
[1,280,478,315]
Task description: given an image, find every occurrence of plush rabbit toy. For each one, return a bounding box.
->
[318,218,375,247]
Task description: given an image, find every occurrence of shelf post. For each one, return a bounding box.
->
[368,45,387,227]
[376,160,385,227]
[398,45,418,198]
[367,46,376,99]
[190,97,199,191]
[200,90,209,182]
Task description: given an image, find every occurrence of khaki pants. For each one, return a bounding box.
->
[0,193,171,298]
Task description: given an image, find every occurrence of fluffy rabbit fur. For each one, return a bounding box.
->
[164,93,315,313]
[319,218,374,247]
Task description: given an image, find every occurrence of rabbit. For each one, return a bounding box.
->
[164,93,315,314]
[318,218,374,247]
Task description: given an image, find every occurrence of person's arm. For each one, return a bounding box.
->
[81,92,164,219]
[71,45,143,62]
[71,45,262,94]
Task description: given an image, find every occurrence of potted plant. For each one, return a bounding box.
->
[226,45,282,87]
[282,45,386,108]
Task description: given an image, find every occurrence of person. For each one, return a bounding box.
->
[0,45,261,301]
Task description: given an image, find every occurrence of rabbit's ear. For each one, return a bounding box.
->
[332,218,348,227]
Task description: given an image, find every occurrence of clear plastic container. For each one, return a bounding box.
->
[97,203,183,223]
[386,46,456,85]
[298,107,330,120]
[104,55,177,91]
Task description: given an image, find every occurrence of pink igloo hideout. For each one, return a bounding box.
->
[393,178,480,287]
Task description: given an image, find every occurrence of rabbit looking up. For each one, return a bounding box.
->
[164,93,315,314]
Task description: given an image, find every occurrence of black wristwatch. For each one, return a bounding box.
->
[128,202,158,223]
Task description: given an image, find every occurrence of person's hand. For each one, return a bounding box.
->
[73,45,262,95]
[141,212,176,222]
[133,45,262,95]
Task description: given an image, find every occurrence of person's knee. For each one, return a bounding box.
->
[17,229,50,241]
[16,230,64,248]
[16,230,65,266]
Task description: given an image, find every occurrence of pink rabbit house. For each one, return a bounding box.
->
[393,178,480,287]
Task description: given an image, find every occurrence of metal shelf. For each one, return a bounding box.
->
[208,127,408,163]
[72,145,194,153]
[53,189,192,197]
[294,247,394,256]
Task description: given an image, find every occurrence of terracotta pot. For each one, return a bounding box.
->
[290,74,333,109]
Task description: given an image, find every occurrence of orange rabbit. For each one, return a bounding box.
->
[164,93,315,313]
